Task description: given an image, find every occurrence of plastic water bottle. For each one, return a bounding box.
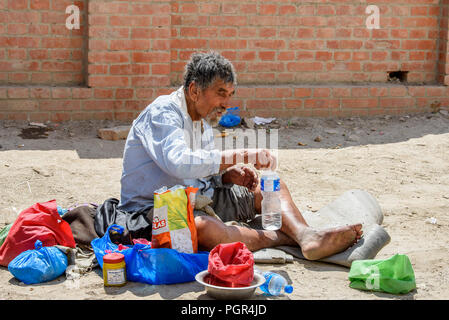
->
[259,271,293,296]
[261,171,282,230]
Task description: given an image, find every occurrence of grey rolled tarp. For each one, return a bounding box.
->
[253,189,391,268]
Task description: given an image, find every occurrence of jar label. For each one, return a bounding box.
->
[106,268,126,285]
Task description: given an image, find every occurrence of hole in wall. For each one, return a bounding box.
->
[388,71,408,83]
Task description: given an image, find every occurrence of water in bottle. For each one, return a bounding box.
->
[261,171,282,230]
[259,271,293,296]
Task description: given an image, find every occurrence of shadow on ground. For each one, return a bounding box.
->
[0,111,448,159]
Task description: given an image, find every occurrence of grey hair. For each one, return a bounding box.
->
[183,51,237,90]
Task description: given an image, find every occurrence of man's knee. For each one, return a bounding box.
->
[195,215,230,250]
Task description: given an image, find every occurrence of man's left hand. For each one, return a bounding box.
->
[222,165,258,192]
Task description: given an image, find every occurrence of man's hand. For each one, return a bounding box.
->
[220,148,277,172]
[222,165,258,192]
[251,149,277,171]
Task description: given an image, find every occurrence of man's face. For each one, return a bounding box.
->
[195,79,235,124]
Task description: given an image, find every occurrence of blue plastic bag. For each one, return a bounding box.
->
[91,224,208,285]
[8,240,68,284]
[219,106,241,127]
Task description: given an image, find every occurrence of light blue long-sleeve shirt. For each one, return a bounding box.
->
[118,87,226,212]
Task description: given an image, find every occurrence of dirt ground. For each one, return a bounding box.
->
[0,110,448,300]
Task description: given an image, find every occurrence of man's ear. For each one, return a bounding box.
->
[188,81,200,102]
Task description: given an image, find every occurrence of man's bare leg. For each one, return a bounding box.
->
[195,215,296,252]
[253,179,363,260]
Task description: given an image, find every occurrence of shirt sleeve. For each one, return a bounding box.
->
[135,105,222,180]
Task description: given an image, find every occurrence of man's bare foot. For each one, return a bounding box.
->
[298,224,363,261]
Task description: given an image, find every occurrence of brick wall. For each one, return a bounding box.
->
[0,0,87,86]
[171,0,441,84]
[0,0,448,122]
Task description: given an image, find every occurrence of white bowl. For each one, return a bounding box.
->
[195,270,266,300]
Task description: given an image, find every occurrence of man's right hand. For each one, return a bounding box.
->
[220,148,277,171]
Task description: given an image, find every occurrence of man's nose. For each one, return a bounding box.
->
[221,97,232,109]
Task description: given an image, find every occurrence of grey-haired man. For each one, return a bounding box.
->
[118,52,362,260]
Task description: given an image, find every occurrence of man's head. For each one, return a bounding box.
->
[183,52,237,124]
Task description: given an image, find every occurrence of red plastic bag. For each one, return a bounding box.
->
[207,242,254,288]
[0,200,76,266]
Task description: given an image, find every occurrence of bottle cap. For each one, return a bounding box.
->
[103,252,125,264]
[285,285,293,294]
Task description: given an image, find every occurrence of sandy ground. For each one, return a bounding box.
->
[0,110,448,300]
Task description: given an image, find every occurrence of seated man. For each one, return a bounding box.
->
[118,51,362,260]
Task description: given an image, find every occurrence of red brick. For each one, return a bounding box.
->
[51,88,72,99]
[427,87,448,97]
[334,52,351,61]
[247,62,283,72]
[110,64,150,75]
[313,88,331,98]
[341,98,378,108]
[369,87,389,97]
[408,87,426,97]
[132,76,170,87]
[259,51,276,61]
[403,17,437,28]
[171,39,208,49]
[30,0,50,10]
[305,99,339,109]
[210,16,248,26]
[332,87,351,97]
[260,4,277,15]
[246,99,283,109]
[209,40,247,50]
[285,99,304,109]
[83,100,121,111]
[132,52,170,63]
[42,61,81,72]
[287,62,323,72]
[259,28,276,38]
[180,27,199,37]
[110,40,151,51]
[94,89,114,99]
[7,24,28,35]
[136,88,155,99]
[152,64,170,75]
[389,87,408,97]
[380,98,415,108]
[8,88,29,99]
[39,100,80,111]
[279,5,296,15]
[114,112,136,121]
[110,16,151,27]
[179,3,198,14]
[8,49,26,59]
[199,3,220,14]
[89,76,129,88]
[294,88,312,98]
[8,0,27,10]
[411,6,428,16]
[72,88,92,99]
[317,5,336,15]
[51,112,71,122]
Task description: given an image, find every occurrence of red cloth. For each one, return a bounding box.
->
[0,200,76,266]
[207,242,254,287]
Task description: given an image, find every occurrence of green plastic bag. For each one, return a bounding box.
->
[348,254,416,294]
[0,223,13,248]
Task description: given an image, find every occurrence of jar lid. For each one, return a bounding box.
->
[103,252,125,264]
